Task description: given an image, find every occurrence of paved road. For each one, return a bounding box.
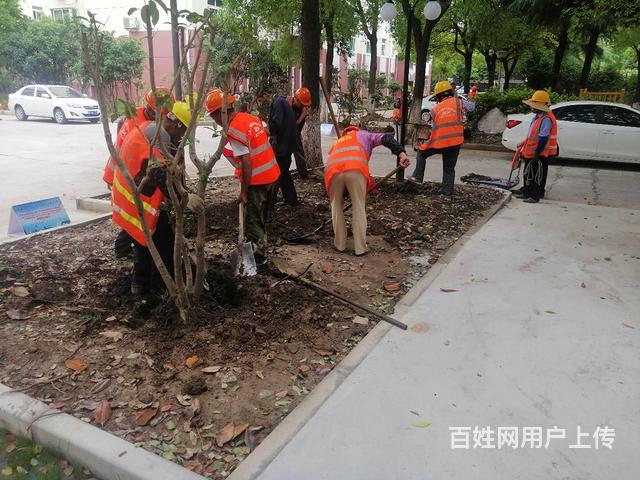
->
[1,115,639,238]
[235,199,640,480]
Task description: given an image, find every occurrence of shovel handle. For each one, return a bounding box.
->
[238,203,244,244]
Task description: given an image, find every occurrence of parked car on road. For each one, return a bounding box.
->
[8,85,100,124]
[502,101,640,164]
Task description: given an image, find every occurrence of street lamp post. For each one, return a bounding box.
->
[380,0,441,181]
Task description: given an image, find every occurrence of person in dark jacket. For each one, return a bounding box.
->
[290,87,311,178]
[259,89,299,206]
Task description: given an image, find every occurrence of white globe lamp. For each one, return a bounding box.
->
[423,1,442,21]
[380,0,397,22]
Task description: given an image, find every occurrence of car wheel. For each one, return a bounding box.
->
[89,118,100,124]
[15,105,28,121]
[54,107,67,124]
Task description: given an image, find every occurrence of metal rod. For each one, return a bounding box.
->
[320,77,341,137]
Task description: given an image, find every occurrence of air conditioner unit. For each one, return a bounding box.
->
[123,16,139,31]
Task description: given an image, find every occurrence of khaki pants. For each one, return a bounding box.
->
[328,170,367,255]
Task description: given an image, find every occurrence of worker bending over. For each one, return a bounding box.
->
[325,126,410,256]
[206,89,281,269]
[111,101,193,295]
[290,87,311,178]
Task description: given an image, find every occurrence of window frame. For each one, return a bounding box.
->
[552,104,600,124]
[21,86,36,97]
[51,8,76,20]
[600,105,640,128]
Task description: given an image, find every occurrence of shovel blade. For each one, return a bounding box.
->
[241,241,257,276]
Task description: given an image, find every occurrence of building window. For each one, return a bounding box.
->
[51,8,76,20]
[381,38,386,56]
[365,40,371,54]
[207,0,223,7]
[32,7,44,19]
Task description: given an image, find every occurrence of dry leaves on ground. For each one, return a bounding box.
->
[64,358,87,373]
[216,423,249,447]
[92,400,112,426]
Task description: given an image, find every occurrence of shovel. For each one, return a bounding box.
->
[231,203,257,276]
[287,165,402,244]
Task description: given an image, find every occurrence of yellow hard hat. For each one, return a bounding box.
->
[434,80,453,95]
[170,101,195,128]
[523,90,551,112]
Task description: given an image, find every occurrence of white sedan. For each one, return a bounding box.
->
[502,100,640,164]
[8,85,101,124]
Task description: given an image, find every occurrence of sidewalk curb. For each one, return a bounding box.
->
[0,383,206,480]
[76,197,112,214]
[228,189,512,480]
[462,142,510,153]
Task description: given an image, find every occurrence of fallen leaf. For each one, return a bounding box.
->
[215,423,249,447]
[580,282,586,288]
[134,407,158,426]
[313,348,335,357]
[275,390,289,399]
[65,358,87,373]
[99,330,123,342]
[544,310,556,314]
[186,355,200,369]
[6,309,30,320]
[126,352,141,360]
[50,401,66,410]
[298,364,310,375]
[92,400,112,426]
[176,395,192,406]
[352,315,369,325]
[411,322,430,333]
[413,420,431,428]
[165,419,177,430]
[440,288,459,293]
[383,282,401,292]
[105,315,116,322]
[163,362,176,370]
[256,370,264,379]
[9,286,29,297]
[623,323,635,329]
[201,366,222,374]
[275,399,290,407]
[322,264,334,274]
[160,404,172,412]
[90,378,111,395]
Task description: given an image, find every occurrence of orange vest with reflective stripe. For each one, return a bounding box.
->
[424,96,464,150]
[324,129,370,191]
[103,107,148,185]
[226,112,280,185]
[522,112,558,159]
[111,121,164,246]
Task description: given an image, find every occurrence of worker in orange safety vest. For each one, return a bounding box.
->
[105,87,176,259]
[205,89,281,268]
[514,90,558,203]
[112,101,194,295]
[325,126,410,256]
[408,80,475,196]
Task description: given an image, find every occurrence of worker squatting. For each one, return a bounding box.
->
[103,84,557,295]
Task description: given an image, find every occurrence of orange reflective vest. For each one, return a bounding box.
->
[225,112,280,185]
[423,96,464,150]
[111,121,164,246]
[103,107,148,185]
[522,112,558,159]
[324,128,370,191]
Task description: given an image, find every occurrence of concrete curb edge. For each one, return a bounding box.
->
[0,383,206,480]
[228,189,512,480]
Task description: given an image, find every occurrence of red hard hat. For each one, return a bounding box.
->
[205,89,235,113]
[294,87,312,107]
[144,87,175,115]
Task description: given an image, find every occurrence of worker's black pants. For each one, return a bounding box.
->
[276,154,298,205]
[132,211,174,291]
[293,134,309,178]
[522,156,549,201]
[114,229,133,257]
[411,144,461,196]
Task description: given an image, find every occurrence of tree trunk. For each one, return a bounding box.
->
[301,0,322,168]
[411,22,435,121]
[502,57,518,91]
[483,51,496,88]
[580,25,601,90]
[323,17,335,93]
[367,30,378,101]
[463,50,473,93]
[635,47,640,103]
[551,17,570,92]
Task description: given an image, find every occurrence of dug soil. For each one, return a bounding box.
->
[0,176,503,478]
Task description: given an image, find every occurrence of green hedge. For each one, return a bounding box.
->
[467,88,580,131]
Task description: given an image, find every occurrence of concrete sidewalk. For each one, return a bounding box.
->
[236,199,640,480]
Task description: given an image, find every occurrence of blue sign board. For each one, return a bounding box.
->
[8,197,71,235]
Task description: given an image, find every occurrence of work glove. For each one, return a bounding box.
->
[187,193,205,215]
[398,152,410,168]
